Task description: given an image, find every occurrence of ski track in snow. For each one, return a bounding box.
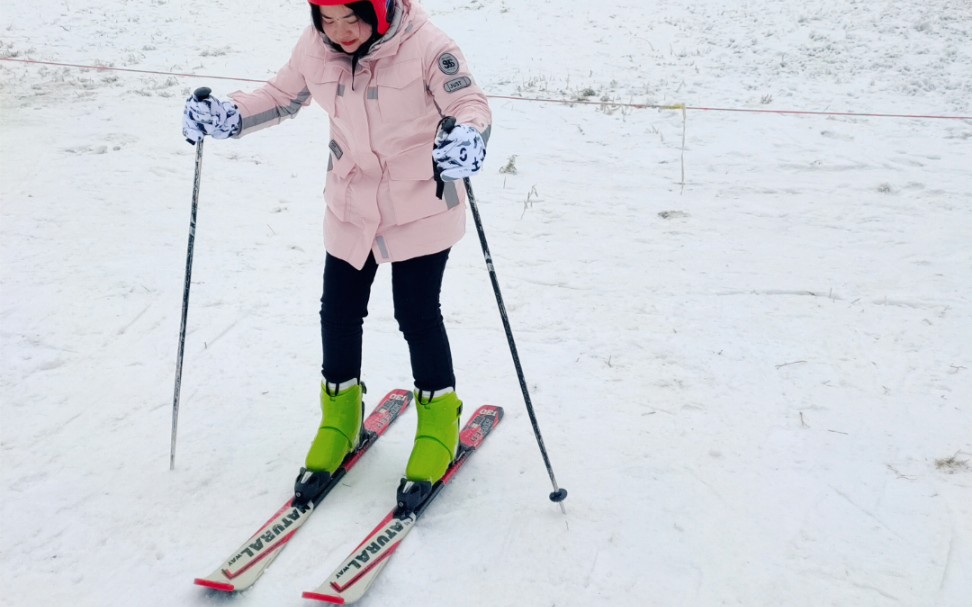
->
[2,1,971,606]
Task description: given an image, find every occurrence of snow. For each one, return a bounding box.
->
[1,0,970,605]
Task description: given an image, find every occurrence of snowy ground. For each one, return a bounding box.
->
[2,1,971,606]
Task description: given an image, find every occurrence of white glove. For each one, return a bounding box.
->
[432,123,486,181]
[182,94,241,144]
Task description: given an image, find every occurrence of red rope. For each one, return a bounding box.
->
[1,58,269,84]
[684,105,971,121]
[4,57,971,121]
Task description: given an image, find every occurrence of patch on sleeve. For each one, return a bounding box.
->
[443,76,472,94]
[437,53,460,75]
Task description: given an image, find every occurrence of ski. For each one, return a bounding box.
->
[194,388,412,593]
[302,404,504,604]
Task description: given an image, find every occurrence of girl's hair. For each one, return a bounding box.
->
[310,2,380,35]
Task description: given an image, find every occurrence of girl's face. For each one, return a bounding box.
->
[321,5,373,54]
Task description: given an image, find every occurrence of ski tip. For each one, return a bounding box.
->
[471,404,504,420]
[302,590,346,604]
[363,388,413,435]
[392,388,414,402]
[381,388,412,405]
[459,405,504,449]
[194,578,235,592]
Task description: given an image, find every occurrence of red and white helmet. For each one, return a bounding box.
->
[308,0,393,36]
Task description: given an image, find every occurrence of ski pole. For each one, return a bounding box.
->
[171,86,211,470]
[464,175,568,511]
[436,116,568,510]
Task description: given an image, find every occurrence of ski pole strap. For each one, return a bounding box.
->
[434,167,446,200]
[433,116,458,200]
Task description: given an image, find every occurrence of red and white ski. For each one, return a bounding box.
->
[302,404,504,604]
[193,388,412,593]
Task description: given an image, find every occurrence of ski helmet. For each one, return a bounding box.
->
[308,0,392,36]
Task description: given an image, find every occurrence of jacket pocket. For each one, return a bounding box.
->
[325,139,354,221]
[308,63,346,116]
[376,59,430,121]
[385,143,449,225]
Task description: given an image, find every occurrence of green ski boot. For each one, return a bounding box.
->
[304,382,364,473]
[405,390,462,483]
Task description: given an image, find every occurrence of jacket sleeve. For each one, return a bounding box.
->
[228,26,317,137]
[423,34,492,145]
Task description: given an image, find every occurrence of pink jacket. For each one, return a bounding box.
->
[229,0,492,270]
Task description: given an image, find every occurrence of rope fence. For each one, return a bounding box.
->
[5,56,969,191]
[4,57,970,122]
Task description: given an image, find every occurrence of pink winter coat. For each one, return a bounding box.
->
[228,0,492,270]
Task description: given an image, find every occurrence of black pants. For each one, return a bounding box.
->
[320,249,456,391]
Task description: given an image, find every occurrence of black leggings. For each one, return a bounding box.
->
[320,249,455,391]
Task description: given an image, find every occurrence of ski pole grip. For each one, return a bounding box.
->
[185,87,213,146]
[439,115,457,134]
[433,116,457,200]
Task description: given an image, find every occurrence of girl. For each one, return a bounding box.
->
[182,0,491,504]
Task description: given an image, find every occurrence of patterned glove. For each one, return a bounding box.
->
[182,94,241,144]
[432,123,486,181]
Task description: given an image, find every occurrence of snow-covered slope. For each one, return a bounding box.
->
[2,1,970,605]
